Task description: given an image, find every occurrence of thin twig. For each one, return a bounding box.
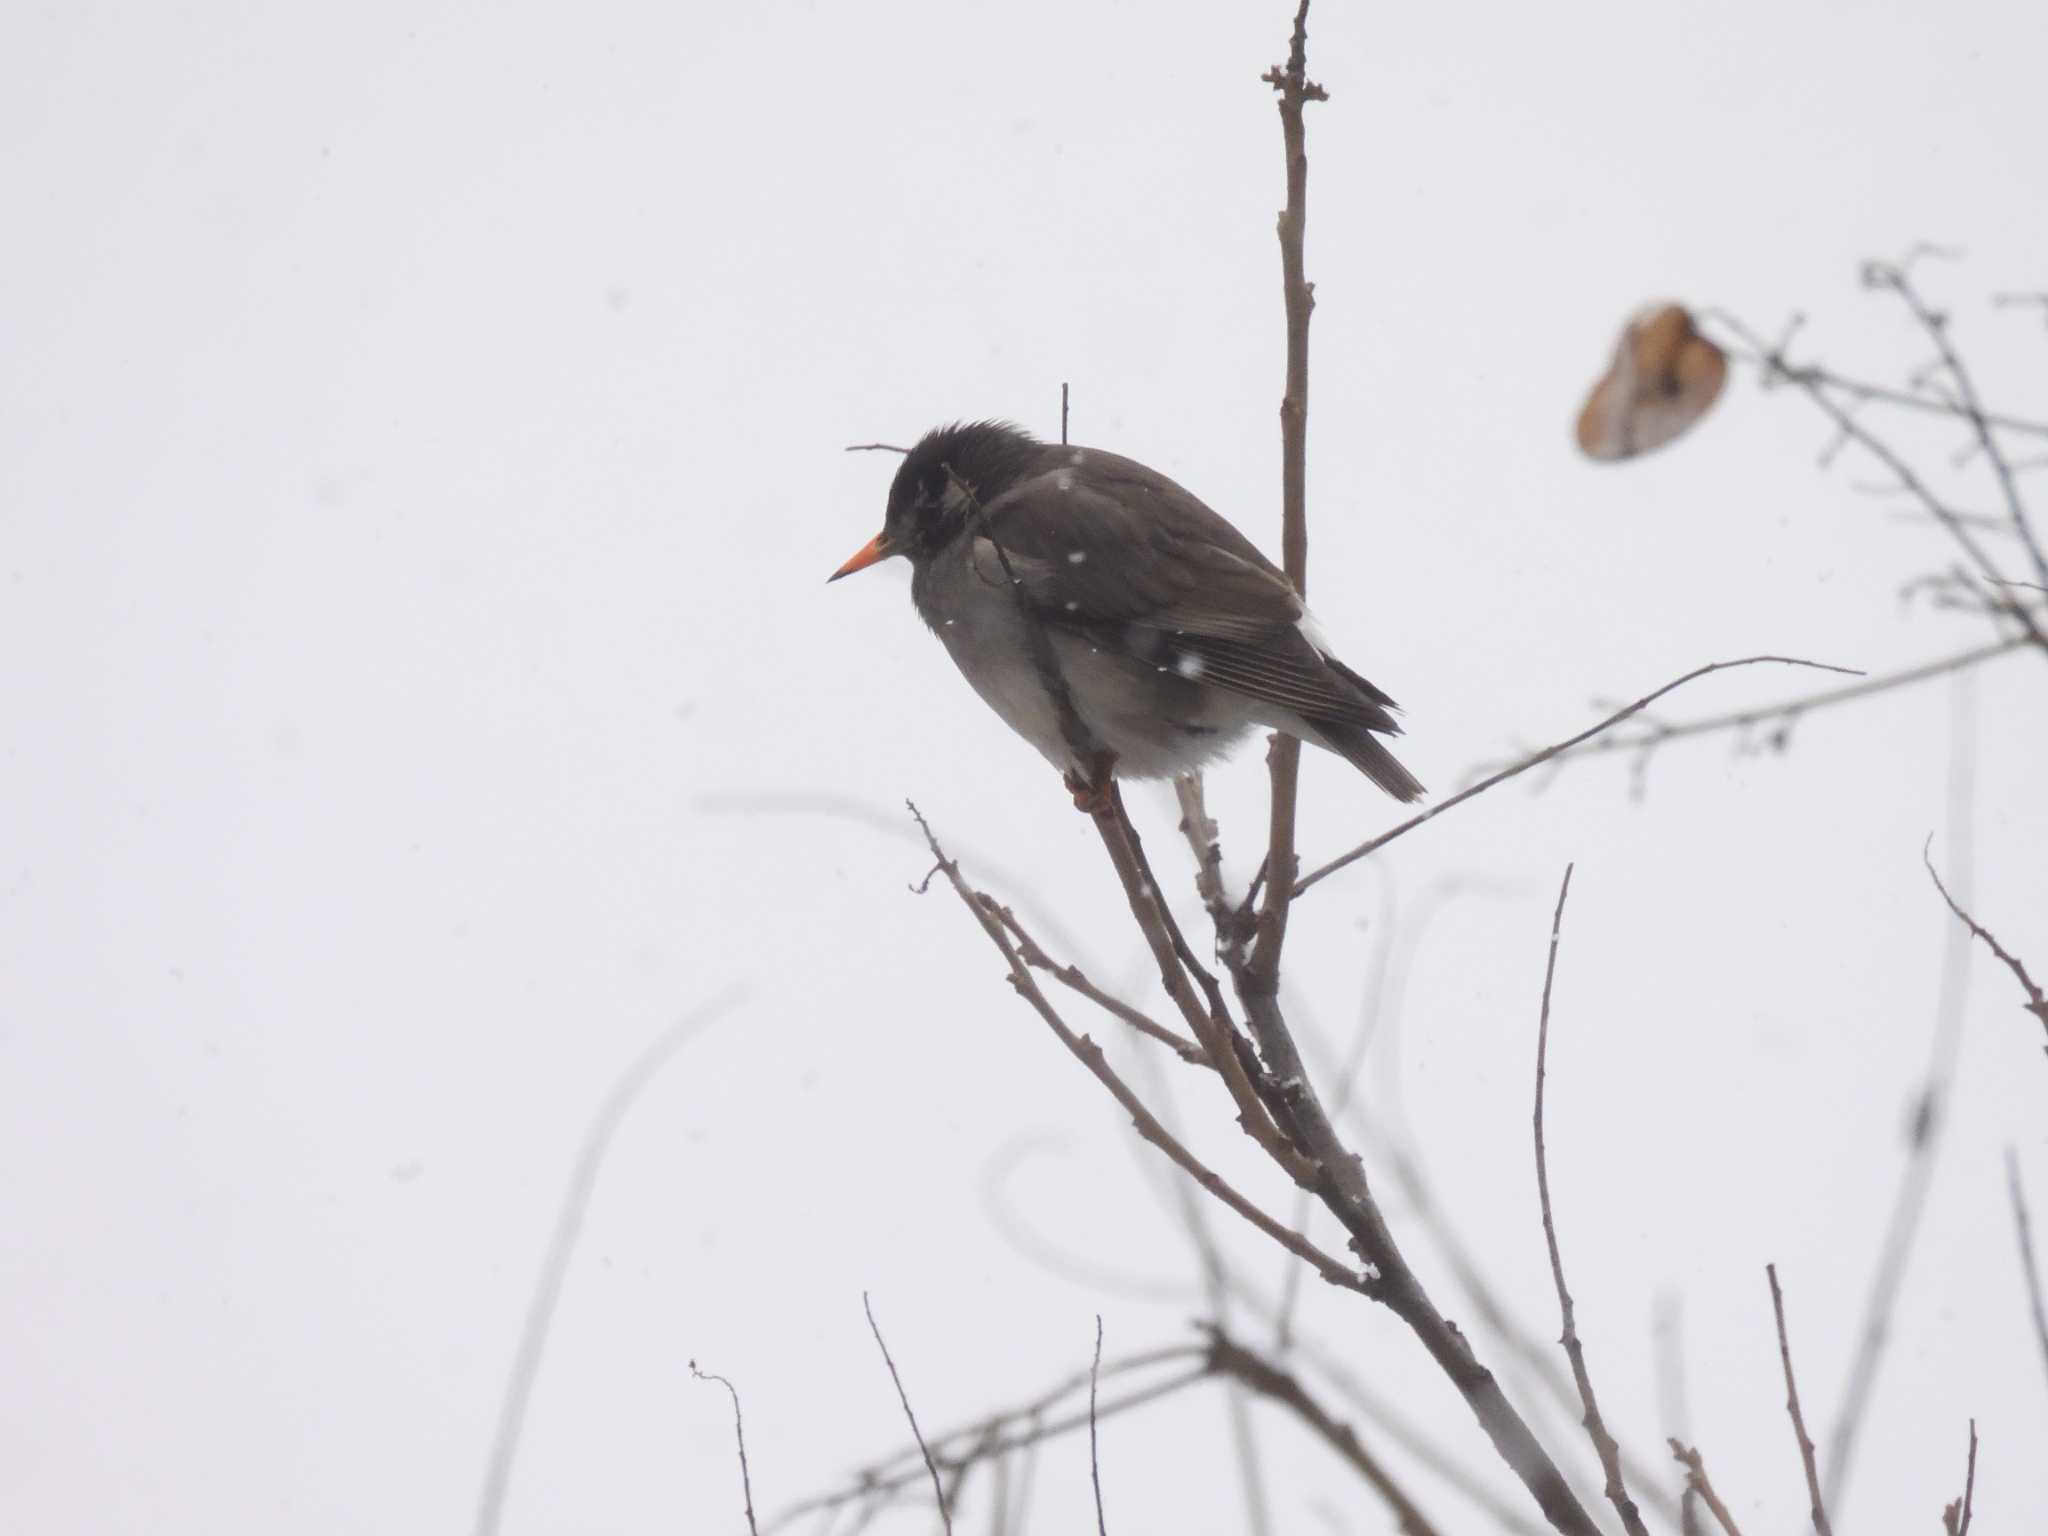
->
[1272,872,1400,1350]
[1879,262,2048,590]
[1718,311,2048,660]
[1089,1317,1108,1536]
[772,1361,1212,1530]
[1925,837,2048,1045]
[473,996,737,1536]
[1173,693,1607,1527]
[1139,1117,1554,1536]
[909,803,1367,1291]
[983,898,1209,1065]
[1522,639,2023,769]
[1668,1442,1746,1536]
[859,1345,1204,1483]
[1177,1231,1558,1536]
[2007,1150,2048,1396]
[1286,953,1680,1529]
[1532,866,1651,1536]
[691,1364,762,1536]
[1243,0,1324,1010]
[1766,1265,1833,1536]
[1105,783,1243,1032]
[1090,790,1318,1186]
[1173,773,1242,951]
[1220,965,1605,1534]
[1295,655,1860,896]
[1207,1330,1445,1536]
[1714,345,2048,438]
[863,1292,951,1534]
[1939,1419,1978,1536]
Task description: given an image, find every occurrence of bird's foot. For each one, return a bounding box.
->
[1064,753,1119,817]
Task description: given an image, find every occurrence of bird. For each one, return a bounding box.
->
[829,421,1422,808]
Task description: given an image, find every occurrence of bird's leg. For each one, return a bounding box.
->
[1064,750,1119,816]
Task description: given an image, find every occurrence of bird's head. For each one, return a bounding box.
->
[829,421,1041,581]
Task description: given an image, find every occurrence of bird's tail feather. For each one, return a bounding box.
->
[1308,718,1426,803]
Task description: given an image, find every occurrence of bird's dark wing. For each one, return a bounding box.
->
[972,451,1299,634]
[968,450,1401,734]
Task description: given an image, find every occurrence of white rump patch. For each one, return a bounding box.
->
[1067,550,1087,564]
[1054,470,1075,493]
[1174,653,1206,679]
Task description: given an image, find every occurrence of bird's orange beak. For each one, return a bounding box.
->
[828,531,894,582]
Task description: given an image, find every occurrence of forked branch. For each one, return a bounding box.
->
[909,801,1368,1293]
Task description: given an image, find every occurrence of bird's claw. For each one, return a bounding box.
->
[1064,755,1118,816]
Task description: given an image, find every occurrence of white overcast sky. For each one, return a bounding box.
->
[4,2,2046,1532]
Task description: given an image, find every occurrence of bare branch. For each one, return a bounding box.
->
[1520,639,2024,773]
[1174,718,1608,1527]
[2007,1150,2048,1396]
[863,1293,950,1534]
[1207,1330,1445,1536]
[1669,1442,1747,1536]
[771,1353,1212,1531]
[861,1345,1204,1485]
[1295,655,1861,897]
[1089,788,1319,1186]
[1531,865,1649,1536]
[1286,953,1681,1529]
[1203,1280,1560,1536]
[1089,1317,1109,1536]
[690,1364,762,1536]
[473,997,738,1536]
[1825,683,1979,1513]
[1876,262,2048,589]
[908,802,1369,1292]
[1173,773,1240,947]
[1925,838,2048,1047]
[1766,1266,1834,1536]
[1708,341,2048,439]
[1939,1420,1978,1536]
[1218,960,1605,1533]
[1716,310,2048,659]
[1244,0,1326,1016]
[983,898,1209,1066]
